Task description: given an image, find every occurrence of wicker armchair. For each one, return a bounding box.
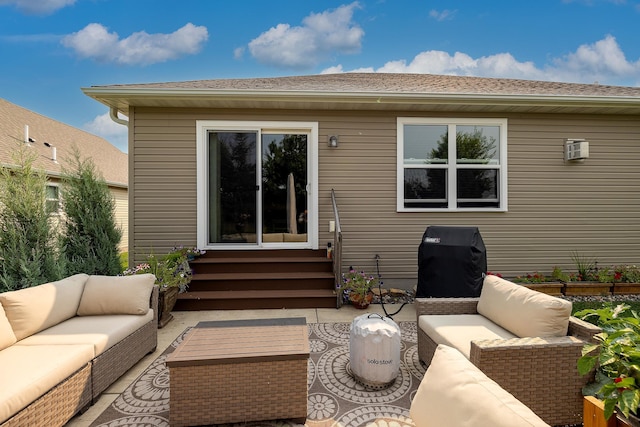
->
[416,297,601,427]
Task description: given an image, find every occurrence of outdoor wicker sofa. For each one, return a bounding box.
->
[416,274,601,426]
[0,273,158,427]
[411,344,551,426]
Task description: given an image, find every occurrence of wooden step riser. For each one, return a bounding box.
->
[192,262,332,275]
[188,278,335,292]
[196,249,328,259]
[175,297,336,310]
[182,249,335,310]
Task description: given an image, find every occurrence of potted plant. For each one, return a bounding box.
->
[341,267,379,309]
[124,246,202,327]
[577,303,640,425]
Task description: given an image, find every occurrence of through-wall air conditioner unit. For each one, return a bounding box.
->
[564,139,589,161]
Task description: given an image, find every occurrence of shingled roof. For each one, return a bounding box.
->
[100,73,640,97]
[84,73,640,116]
[0,98,127,187]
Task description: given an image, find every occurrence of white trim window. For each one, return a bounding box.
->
[397,118,508,212]
[45,184,60,214]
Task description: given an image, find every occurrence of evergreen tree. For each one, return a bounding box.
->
[61,149,122,276]
[0,144,64,291]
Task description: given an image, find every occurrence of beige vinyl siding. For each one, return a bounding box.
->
[111,187,128,251]
[130,107,640,288]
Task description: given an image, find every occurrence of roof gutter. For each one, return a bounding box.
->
[109,106,129,126]
[85,87,640,107]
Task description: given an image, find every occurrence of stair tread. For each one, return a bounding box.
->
[178,289,336,300]
[191,272,335,280]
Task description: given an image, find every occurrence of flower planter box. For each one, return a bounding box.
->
[521,282,564,296]
[564,282,612,296]
[612,283,640,295]
[583,395,639,427]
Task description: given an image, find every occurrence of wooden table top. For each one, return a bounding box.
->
[165,317,309,367]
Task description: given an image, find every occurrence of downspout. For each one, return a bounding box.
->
[109,106,129,126]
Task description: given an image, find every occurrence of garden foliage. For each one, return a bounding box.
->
[60,150,122,276]
[0,146,64,291]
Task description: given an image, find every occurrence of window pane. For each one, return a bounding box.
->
[208,131,257,244]
[46,200,59,213]
[404,125,448,165]
[45,185,58,199]
[404,169,447,208]
[457,169,498,208]
[261,134,308,237]
[456,125,500,164]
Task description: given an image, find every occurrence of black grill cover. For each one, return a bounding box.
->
[417,226,487,298]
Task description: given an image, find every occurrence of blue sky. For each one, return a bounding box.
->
[1,0,639,153]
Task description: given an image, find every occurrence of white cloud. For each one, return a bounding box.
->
[61,23,208,66]
[83,112,128,153]
[323,35,640,86]
[248,2,364,69]
[549,35,639,83]
[0,0,75,15]
[233,46,245,60]
[429,9,457,21]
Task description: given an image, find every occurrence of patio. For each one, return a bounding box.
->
[66,303,417,427]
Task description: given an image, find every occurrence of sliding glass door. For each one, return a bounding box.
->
[205,129,309,247]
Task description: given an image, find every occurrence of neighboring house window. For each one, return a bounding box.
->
[45,184,60,214]
[397,118,508,212]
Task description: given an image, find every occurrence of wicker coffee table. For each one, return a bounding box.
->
[165,317,309,427]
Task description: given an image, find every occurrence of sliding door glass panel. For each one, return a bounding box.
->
[208,131,257,244]
[261,134,308,241]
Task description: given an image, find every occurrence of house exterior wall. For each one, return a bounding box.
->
[111,187,128,251]
[129,106,640,288]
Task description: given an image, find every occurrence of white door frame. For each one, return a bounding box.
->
[196,120,319,250]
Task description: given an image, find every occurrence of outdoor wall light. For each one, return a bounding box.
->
[328,135,339,148]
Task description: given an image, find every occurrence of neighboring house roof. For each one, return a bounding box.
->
[0,98,127,187]
[83,73,640,116]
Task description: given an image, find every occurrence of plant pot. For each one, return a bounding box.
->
[349,292,374,309]
[158,286,179,328]
[584,395,640,427]
[620,413,640,427]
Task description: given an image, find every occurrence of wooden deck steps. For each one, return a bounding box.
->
[175,249,337,310]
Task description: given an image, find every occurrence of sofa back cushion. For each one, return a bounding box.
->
[477,275,571,338]
[0,274,89,341]
[0,304,17,351]
[410,344,550,427]
[77,274,155,316]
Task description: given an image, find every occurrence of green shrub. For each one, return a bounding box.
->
[60,150,122,276]
[0,145,64,291]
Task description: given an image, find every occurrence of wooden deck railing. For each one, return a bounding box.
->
[331,189,343,308]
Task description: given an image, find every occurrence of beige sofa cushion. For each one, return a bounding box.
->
[16,311,154,356]
[77,274,155,316]
[418,314,517,358]
[0,274,89,341]
[477,275,572,338]
[0,304,17,351]
[0,344,94,424]
[410,345,550,427]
